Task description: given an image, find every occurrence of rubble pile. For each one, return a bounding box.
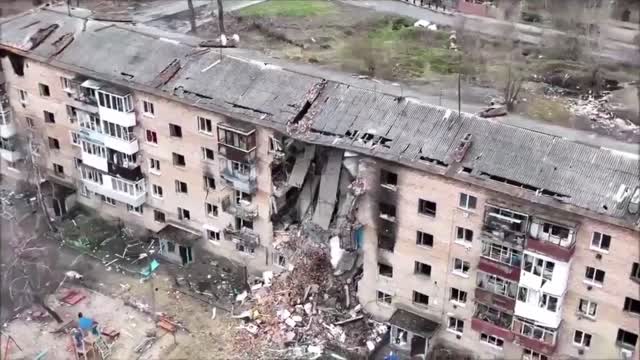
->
[566,92,639,134]
[232,235,386,359]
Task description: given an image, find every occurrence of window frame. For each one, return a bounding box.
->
[378,262,393,278]
[177,207,191,220]
[169,123,183,138]
[153,210,166,223]
[172,153,186,167]
[623,297,640,316]
[584,266,606,287]
[447,316,464,335]
[455,226,473,244]
[590,231,611,253]
[452,258,470,277]
[38,83,50,97]
[151,184,163,199]
[201,146,215,161]
[414,261,432,277]
[573,330,592,348]
[208,229,221,242]
[126,204,144,215]
[418,199,437,217]
[577,298,598,319]
[148,158,161,174]
[458,193,477,210]
[175,180,188,194]
[205,202,218,218]
[412,290,429,307]
[376,290,392,305]
[18,89,28,104]
[480,333,504,349]
[197,116,213,134]
[416,231,434,247]
[450,287,467,305]
[524,254,555,281]
[145,129,158,145]
[380,169,398,189]
[142,100,155,116]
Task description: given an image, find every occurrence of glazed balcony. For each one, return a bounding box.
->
[479,241,522,282]
[0,137,22,162]
[0,109,16,138]
[221,162,257,194]
[217,123,256,163]
[526,218,576,262]
[472,304,514,342]
[480,205,529,247]
[512,318,558,356]
[475,272,518,312]
[224,226,260,247]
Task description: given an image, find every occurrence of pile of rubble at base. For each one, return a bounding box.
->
[231,235,387,359]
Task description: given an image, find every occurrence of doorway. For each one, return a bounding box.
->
[52,198,66,217]
[178,245,193,265]
[410,334,426,358]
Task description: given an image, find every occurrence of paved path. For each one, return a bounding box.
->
[341,0,640,66]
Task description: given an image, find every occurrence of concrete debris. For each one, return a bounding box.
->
[567,92,639,134]
[232,236,385,359]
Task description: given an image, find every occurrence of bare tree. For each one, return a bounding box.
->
[187,0,197,34]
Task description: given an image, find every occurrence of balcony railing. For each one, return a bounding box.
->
[476,272,518,311]
[107,161,143,182]
[478,256,521,282]
[224,226,260,247]
[481,206,528,247]
[512,318,558,355]
[472,304,514,342]
[221,196,258,219]
[474,287,516,313]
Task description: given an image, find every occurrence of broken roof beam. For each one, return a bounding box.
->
[150,59,181,89]
[288,145,316,188]
[312,149,344,230]
[28,24,59,50]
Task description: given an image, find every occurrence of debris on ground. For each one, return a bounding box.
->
[231,233,386,359]
[567,92,640,134]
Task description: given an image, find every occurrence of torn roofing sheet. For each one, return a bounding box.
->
[288,145,316,188]
[312,150,344,230]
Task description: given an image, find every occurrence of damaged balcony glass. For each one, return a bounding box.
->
[481,205,529,246]
[474,303,513,329]
[476,272,518,299]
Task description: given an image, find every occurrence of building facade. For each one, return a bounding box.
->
[1,7,639,360]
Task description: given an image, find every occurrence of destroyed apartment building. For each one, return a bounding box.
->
[1,5,639,360]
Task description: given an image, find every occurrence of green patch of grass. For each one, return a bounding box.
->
[524,96,572,124]
[238,0,335,17]
[339,17,459,79]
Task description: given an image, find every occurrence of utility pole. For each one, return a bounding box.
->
[457,52,462,115]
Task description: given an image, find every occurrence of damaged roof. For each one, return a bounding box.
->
[1,7,639,229]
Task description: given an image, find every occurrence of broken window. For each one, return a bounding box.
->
[60,77,72,91]
[573,330,592,348]
[178,207,191,220]
[236,243,255,254]
[477,272,517,299]
[616,328,638,349]
[25,116,34,128]
[66,105,77,123]
[218,127,256,151]
[149,158,161,173]
[523,349,548,360]
[452,258,470,276]
[44,110,55,123]
[146,130,158,144]
[539,294,558,312]
[175,180,188,194]
[481,241,522,267]
[203,175,216,191]
[414,261,432,277]
[412,291,429,306]
[143,100,155,116]
[416,231,433,247]
[378,202,396,221]
[591,232,611,252]
[154,210,166,223]
[172,153,186,167]
[201,147,215,161]
[48,137,60,150]
[101,195,116,206]
[524,254,555,281]
[418,199,436,217]
[376,290,392,305]
[39,83,50,97]
[235,190,251,205]
[480,333,504,349]
[152,184,163,198]
[378,263,393,278]
[167,241,176,253]
[623,297,640,315]
[235,217,253,230]
[447,317,464,334]
[632,263,640,282]
[380,169,398,189]
[459,193,477,210]
[205,202,218,217]
[450,288,467,304]
[70,131,80,146]
[169,123,182,138]
[53,163,64,176]
[198,116,213,134]
[208,230,220,241]
[577,298,597,318]
[127,204,143,215]
[485,206,528,233]
[455,227,473,244]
